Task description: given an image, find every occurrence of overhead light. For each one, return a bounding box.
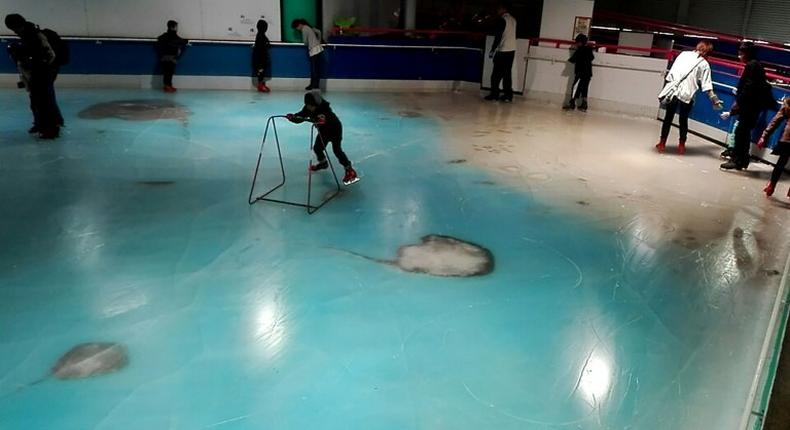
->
[621,28,633,32]
[685,34,718,40]
[754,40,769,45]
[652,31,674,36]
[591,25,620,31]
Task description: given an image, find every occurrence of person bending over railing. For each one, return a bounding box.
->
[656,41,723,155]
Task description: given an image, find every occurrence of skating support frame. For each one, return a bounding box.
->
[248,115,342,214]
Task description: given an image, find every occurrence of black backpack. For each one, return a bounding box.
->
[41,28,70,66]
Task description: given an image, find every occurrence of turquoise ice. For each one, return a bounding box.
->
[0,89,780,429]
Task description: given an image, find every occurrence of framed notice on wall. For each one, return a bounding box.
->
[573,16,592,39]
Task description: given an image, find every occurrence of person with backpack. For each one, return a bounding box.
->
[291,19,324,90]
[720,42,777,170]
[156,20,188,93]
[656,41,723,155]
[252,19,271,93]
[4,14,63,139]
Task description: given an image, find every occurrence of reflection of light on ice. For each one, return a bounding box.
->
[578,354,612,405]
[99,286,148,318]
[254,297,287,360]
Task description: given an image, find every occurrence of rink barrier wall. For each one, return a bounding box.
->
[523,45,669,118]
[0,38,483,86]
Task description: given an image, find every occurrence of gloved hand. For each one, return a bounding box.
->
[720,111,731,120]
[713,100,725,111]
[286,113,296,122]
[757,137,766,149]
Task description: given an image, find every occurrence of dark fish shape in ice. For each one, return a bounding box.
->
[1,342,129,398]
[51,343,129,379]
[344,235,494,277]
[78,99,190,122]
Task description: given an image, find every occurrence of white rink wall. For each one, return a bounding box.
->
[523,45,668,117]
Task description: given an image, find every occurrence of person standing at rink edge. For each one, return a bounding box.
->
[485,2,517,103]
[656,41,723,155]
[5,13,63,139]
[253,19,272,93]
[564,34,595,112]
[292,19,324,91]
[757,97,790,198]
[156,20,188,93]
[720,42,776,171]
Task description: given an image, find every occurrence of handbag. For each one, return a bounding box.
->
[658,56,706,107]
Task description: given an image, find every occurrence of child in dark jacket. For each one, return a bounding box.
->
[287,92,359,185]
[156,20,188,93]
[253,19,271,93]
[564,34,595,112]
[758,97,790,198]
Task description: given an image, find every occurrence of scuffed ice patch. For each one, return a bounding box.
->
[78,99,190,122]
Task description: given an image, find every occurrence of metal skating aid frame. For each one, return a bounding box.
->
[248,115,341,214]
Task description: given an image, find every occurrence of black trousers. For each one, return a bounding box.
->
[309,53,323,89]
[28,69,60,132]
[771,152,789,185]
[572,75,591,100]
[733,109,761,168]
[314,134,351,169]
[661,99,694,141]
[256,69,267,85]
[161,61,176,87]
[490,51,515,97]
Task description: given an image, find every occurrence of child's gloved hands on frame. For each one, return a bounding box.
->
[286,113,304,124]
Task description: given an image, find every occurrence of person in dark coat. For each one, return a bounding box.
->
[720,42,776,170]
[156,20,188,93]
[253,19,271,93]
[757,97,790,198]
[286,92,359,185]
[564,34,594,112]
[4,13,61,139]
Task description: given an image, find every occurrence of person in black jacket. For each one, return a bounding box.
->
[156,20,188,93]
[564,34,594,112]
[5,13,61,139]
[720,42,776,170]
[253,19,271,93]
[287,92,359,185]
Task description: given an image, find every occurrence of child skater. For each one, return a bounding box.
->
[758,97,790,198]
[253,19,271,93]
[287,92,359,185]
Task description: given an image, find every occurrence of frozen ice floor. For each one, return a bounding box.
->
[0,89,788,429]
